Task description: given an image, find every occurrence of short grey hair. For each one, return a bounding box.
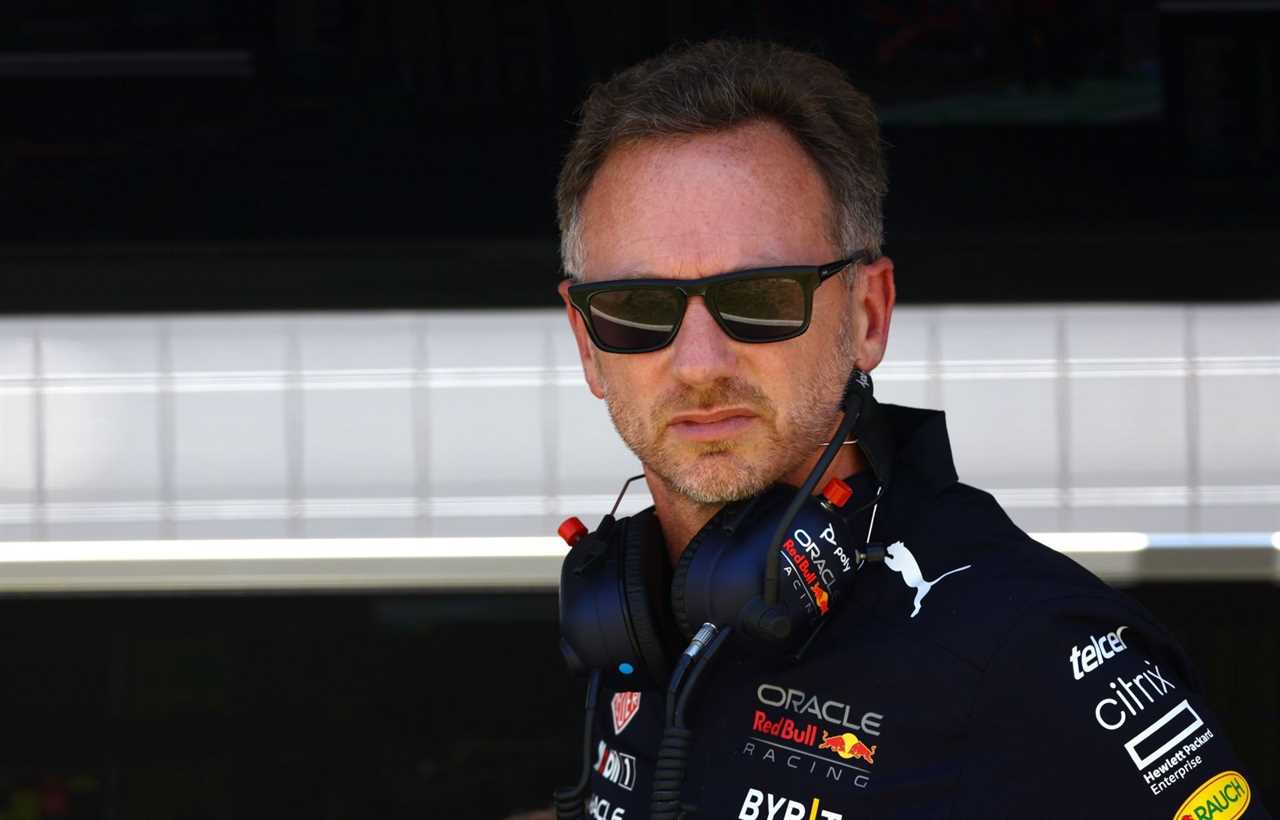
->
[556,39,887,277]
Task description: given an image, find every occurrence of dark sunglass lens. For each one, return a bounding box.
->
[588,288,682,350]
[714,277,807,341]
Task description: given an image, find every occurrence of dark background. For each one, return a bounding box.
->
[1,2,1277,817]
[2,0,1278,311]
[0,586,1275,819]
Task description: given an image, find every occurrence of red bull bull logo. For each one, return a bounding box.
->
[818,730,876,765]
[809,583,830,614]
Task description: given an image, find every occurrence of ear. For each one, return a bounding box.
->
[853,256,895,372]
[558,278,607,399]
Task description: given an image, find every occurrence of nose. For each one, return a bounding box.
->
[667,295,737,386]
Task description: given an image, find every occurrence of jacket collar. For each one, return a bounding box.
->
[881,403,959,496]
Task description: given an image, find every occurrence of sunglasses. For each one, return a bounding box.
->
[566,253,869,354]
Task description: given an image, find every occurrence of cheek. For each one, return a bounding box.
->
[751,348,804,403]
[821,287,856,332]
[758,333,840,414]
[597,357,653,401]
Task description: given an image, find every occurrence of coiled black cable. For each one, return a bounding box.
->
[553,671,602,820]
[650,626,733,820]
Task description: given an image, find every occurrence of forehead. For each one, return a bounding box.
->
[577,120,837,280]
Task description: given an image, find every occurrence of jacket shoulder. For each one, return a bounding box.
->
[867,480,1175,672]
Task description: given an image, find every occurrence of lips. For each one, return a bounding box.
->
[669,408,756,425]
[667,408,758,442]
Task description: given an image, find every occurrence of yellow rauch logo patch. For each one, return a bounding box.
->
[1173,771,1251,820]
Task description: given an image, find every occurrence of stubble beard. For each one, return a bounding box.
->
[599,315,857,506]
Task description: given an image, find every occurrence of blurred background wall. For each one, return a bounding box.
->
[0,2,1277,818]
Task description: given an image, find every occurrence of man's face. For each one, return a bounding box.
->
[560,120,875,505]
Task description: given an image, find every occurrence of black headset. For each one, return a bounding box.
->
[556,368,894,693]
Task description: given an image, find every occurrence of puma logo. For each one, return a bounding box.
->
[883,541,971,618]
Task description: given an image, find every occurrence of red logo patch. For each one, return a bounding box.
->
[611,691,642,735]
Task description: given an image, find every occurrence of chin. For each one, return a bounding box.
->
[671,450,776,505]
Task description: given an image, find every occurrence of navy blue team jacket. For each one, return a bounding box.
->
[582,405,1269,820]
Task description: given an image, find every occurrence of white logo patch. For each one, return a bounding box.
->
[611,691,642,735]
[883,541,970,618]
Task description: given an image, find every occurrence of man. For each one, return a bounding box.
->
[552,41,1268,819]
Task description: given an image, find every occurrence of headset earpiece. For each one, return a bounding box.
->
[669,504,731,642]
[669,492,770,641]
[621,511,675,685]
[559,508,679,691]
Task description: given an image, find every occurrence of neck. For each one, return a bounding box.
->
[649,443,868,566]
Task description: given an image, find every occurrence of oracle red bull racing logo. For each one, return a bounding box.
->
[743,685,885,791]
[779,523,853,617]
[817,731,876,765]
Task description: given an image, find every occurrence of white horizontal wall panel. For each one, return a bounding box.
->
[1195,305,1280,489]
[0,321,35,519]
[1,303,1277,589]
[936,307,1062,493]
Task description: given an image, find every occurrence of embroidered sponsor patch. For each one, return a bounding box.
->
[611,691,641,735]
[1173,771,1251,820]
[737,787,843,820]
[743,684,886,791]
[1069,625,1129,680]
[593,740,637,791]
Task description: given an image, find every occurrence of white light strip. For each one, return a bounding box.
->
[0,537,569,563]
[0,532,1273,564]
[1,354,1277,394]
[0,366,588,394]
[996,484,1280,509]
[0,534,1274,591]
[1146,532,1278,549]
[2,485,1274,526]
[0,493,654,525]
[1029,532,1150,553]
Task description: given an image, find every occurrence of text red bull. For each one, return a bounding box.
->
[753,710,819,746]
